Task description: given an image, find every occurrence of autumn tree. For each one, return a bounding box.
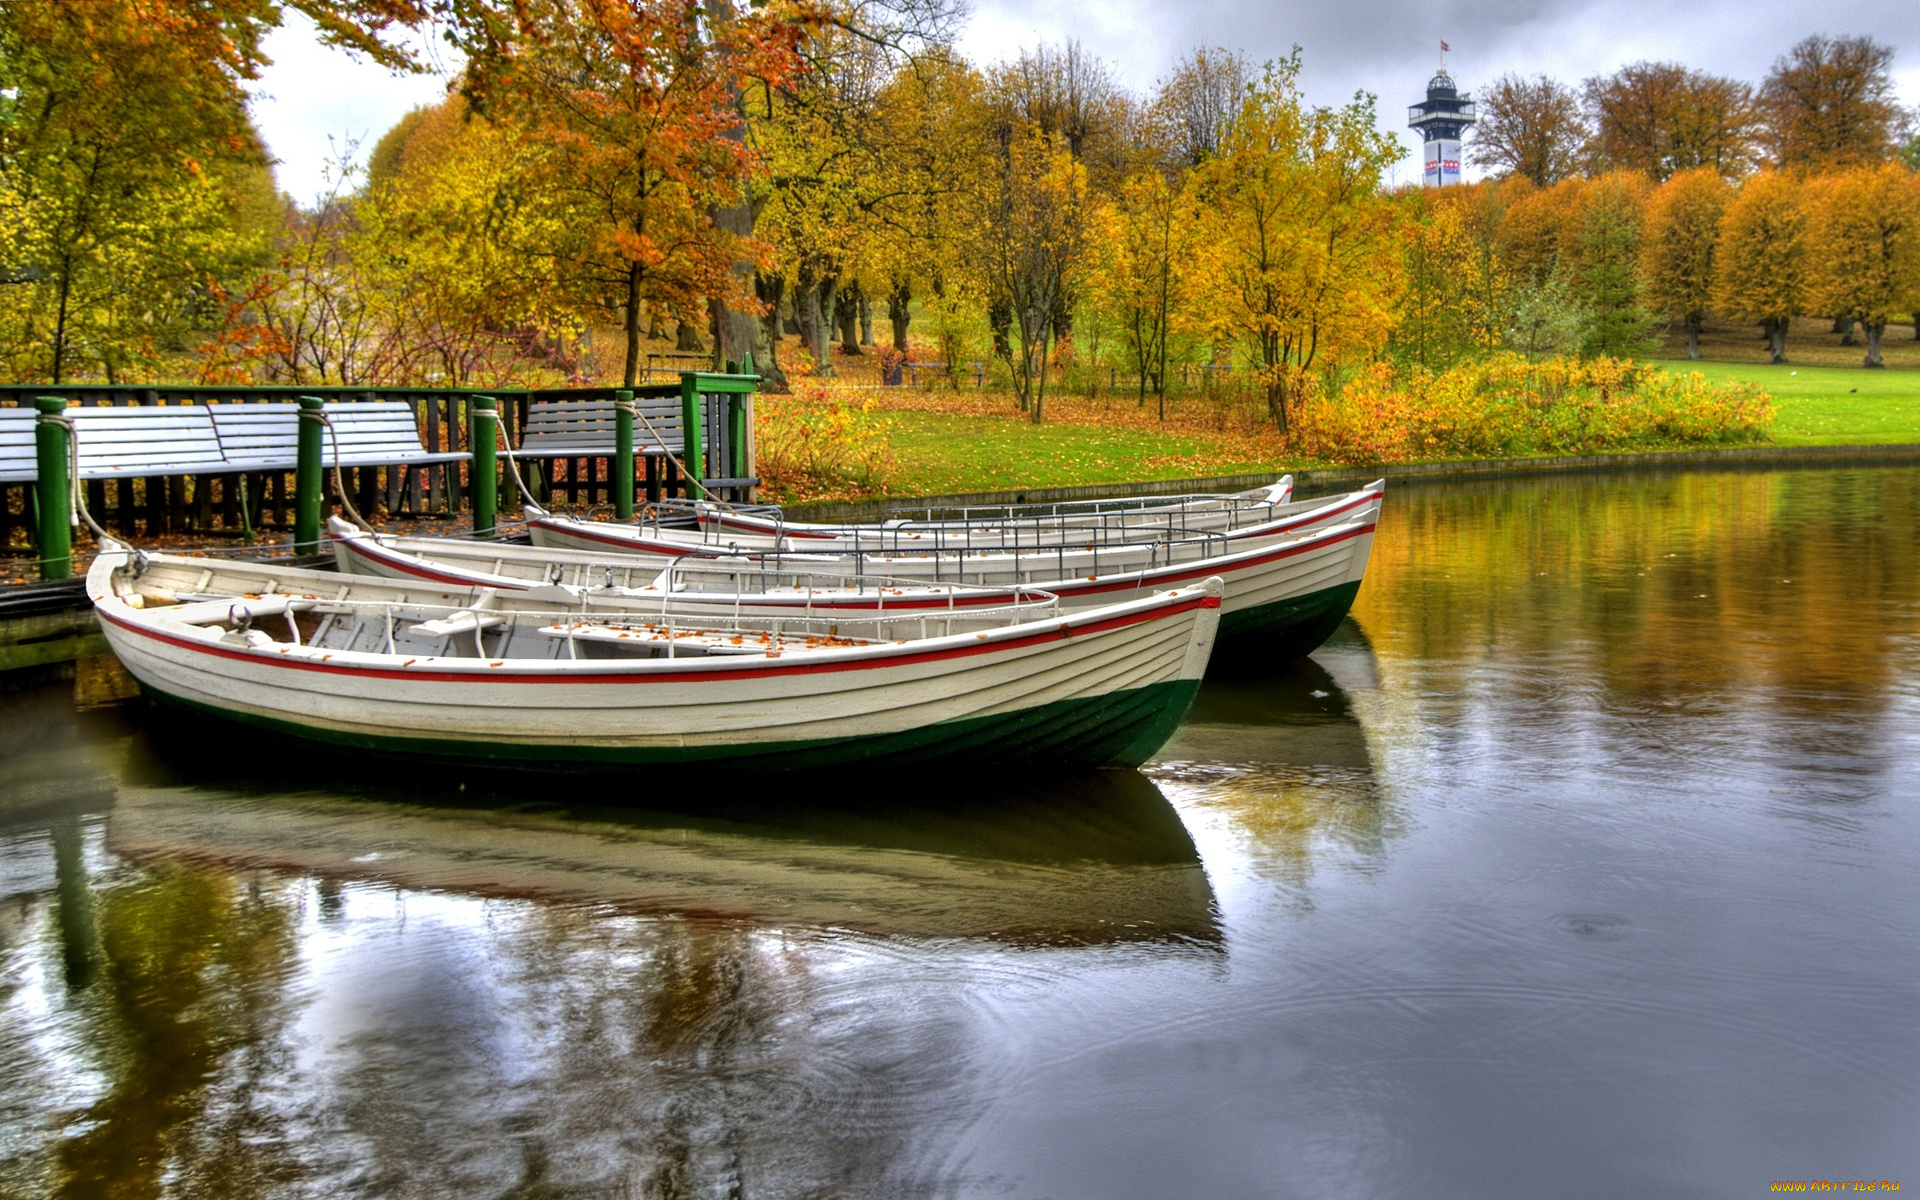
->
[1496,177,1590,285]
[976,123,1086,421]
[1571,172,1654,357]
[1758,35,1906,169]
[352,97,574,385]
[1642,168,1731,358]
[1151,47,1249,169]
[1392,186,1505,369]
[0,0,280,381]
[453,0,802,388]
[1806,164,1920,368]
[1714,170,1808,363]
[1193,52,1401,432]
[1469,74,1586,186]
[1583,62,1757,180]
[1086,169,1199,413]
[861,51,985,369]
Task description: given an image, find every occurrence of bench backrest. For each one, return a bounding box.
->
[0,408,33,484]
[69,405,229,479]
[1,404,232,482]
[521,397,684,454]
[209,401,454,468]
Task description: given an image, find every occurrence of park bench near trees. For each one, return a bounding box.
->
[905,361,988,388]
[517,374,759,505]
[1,373,759,573]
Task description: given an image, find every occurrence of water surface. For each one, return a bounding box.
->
[3,467,1918,1198]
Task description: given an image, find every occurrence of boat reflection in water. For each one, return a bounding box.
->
[1148,624,1397,883]
[109,724,1219,947]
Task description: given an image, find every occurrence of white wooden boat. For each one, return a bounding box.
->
[369,502,1377,666]
[328,518,1055,614]
[88,542,1223,772]
[693,476,1296,543]
[529,480,1384,559]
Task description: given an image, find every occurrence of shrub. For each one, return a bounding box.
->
[1290,354,1775,465]
[754,388,898,501]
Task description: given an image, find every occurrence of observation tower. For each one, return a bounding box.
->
[1409,68,1475,187]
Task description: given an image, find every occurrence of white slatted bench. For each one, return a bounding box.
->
[519,396,758,497]
[69,405,232,478]
[518,396,686,459]
[1,404,233,482]
[0,408,35,483]
[207,401,468,470]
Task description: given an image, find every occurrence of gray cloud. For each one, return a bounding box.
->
[958,0,1920,177]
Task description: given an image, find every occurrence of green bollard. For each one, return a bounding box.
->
[469,394,498,537]
[294,395,325,553]
[613,388,635,520]
[679,374,704,499]
[33,396,72,581]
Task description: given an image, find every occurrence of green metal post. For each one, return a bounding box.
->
[33,396,71,581]
[738,353,755,494]
[679,373,705,498]
[613,388,635,519]
[295,395,325,553]
[470,394,498,536]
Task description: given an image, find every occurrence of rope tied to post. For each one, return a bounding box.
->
[298,403,373,533]
[619,394,724,507]
[484,407,547,518]
[36,408,112,547]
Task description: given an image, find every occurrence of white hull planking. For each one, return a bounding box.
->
[89,548,1221,754]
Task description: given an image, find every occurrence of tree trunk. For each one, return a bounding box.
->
[646,303,665,340]
[858,290,874,346]
[888,279,911,350]
[622,265,643,387]
[794,264,822,372]
[1834,316,1857,345]
[834,283,863,356]
[1766,318,1787,365]
[674,308,706,353]
[702,0,767,380]
[988,293,1011,361]
[51,253,74,384]
[814,274,839,374]
[1686,314,1701,360]
[1864,321,1886,368]
[753,272,789,392]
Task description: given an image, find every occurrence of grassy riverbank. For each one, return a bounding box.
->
[768,357,1919,502]
[1647,360,1920,446]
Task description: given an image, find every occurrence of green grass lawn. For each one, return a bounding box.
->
[1652,359,1920,445]
[879,411,1285,495]
[853,363,1919,500]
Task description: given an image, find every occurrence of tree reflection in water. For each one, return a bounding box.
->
[2,692,1216,1199]
[4,466,1916,1198]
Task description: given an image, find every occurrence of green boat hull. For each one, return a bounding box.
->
[1212,580,1362,673]
[139,678,1204,777]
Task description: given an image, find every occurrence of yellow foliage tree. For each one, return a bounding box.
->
[1085,169,1201,414]
[1191,52,1402,432]
[1393,185,1507,369]
[1805,164,1920,368]
[1714,170,1809,363]
[1642,168,1732,359]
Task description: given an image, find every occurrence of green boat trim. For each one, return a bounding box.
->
[1213,580,1363,672]
[138,678,1204,777]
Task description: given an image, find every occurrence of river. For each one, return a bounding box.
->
[3,466,1917,1198]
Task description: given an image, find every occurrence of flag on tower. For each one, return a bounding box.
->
[1441,40,1450,52]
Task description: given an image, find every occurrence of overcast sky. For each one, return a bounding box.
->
[251,0,1920,203]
